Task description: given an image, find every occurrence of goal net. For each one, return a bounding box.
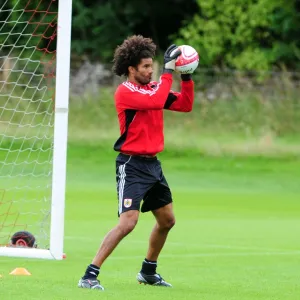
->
[0,0,72,259]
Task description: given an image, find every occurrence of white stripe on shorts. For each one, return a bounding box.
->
[117,156,132,215]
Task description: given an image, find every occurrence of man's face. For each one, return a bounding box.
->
[132,58,153,85]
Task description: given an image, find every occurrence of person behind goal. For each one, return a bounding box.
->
[78,35,195,290]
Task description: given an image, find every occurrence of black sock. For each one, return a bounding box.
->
[141,258,157,275]
[83,264,100,279]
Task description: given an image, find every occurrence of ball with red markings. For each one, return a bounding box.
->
[174,45,199,74]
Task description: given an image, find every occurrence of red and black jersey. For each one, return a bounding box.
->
[113,73,194,156]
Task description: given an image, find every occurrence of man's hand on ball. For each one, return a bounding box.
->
[163,44,181,73]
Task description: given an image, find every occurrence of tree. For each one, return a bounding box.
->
[174,0,300,70]
[71,0,199,62]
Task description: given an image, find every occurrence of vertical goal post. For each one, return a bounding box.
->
[0,0,73,259]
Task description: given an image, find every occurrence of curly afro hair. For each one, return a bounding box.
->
[112,35,156,77]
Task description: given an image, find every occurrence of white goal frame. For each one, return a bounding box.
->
[0,0,73,260]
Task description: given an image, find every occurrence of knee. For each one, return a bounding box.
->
[119,217,138,236]
[160,217,176,231]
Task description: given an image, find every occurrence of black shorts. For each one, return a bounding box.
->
[115,153,173,216]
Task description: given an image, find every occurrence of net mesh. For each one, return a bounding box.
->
[0,0,58,249]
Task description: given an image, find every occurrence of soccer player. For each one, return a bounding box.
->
[78,35,195,290]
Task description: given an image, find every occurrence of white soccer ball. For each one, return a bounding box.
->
[174,45,199,74]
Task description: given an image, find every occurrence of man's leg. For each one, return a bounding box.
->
[137,203,175,287]
[79,210,139,290]
[147,203,175,261]
[92,210,139,267]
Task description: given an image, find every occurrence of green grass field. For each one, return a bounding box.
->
[1,51,300,299]
[1,145,300,300]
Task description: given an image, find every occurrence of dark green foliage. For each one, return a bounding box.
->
[71,0,199,61]
[1,0,300,70]
[175,0,300,70]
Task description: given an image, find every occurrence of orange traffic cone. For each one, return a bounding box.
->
[10,268,31,276]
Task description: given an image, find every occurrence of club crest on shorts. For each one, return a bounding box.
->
[124,198,132,208]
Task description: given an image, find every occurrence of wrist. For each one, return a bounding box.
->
[181,74,192,81]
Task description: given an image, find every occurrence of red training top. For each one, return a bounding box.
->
[113,73,194,156]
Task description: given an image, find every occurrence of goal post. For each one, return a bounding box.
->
[0,0,73,259]
[50,0,72,260]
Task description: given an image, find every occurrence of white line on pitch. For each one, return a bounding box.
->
[0,251,299,263]
[77,251,300,260]
[64,236,297,253]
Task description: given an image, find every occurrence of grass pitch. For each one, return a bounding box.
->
[0,146,300,300]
